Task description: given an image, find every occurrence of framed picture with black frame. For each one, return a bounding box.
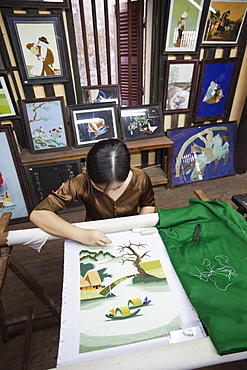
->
[163,0,206,53]
[119,104,164,141]
[5,14,68,85]
[19,96,71,154]
[67,102,119,147]
[193,58,238,122]
[202,0,247,46]
[163,59,198,114]
[0,74,18,119]
[24,159,83,211]
[81,84,122,107]
[0,0,69,8]
[0,31,10,73]
[0,124,32,223]
[167,122,236,187]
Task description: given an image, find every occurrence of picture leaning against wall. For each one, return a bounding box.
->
[167,122,236,186]
[0,124,31,223]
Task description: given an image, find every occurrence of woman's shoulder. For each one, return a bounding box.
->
[131,167,151,184]
[69,172,91,188]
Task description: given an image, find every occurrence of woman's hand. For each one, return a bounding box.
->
[30,210,112,247]
[78,228,112,247]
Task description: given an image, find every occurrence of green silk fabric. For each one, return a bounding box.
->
[156,198,247,355]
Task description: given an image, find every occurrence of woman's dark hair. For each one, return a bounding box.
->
[86,138,130,186]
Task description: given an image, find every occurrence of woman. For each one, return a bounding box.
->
[30,138,155,247]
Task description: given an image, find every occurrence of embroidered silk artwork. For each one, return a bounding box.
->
[78,232,182,354]
[58,228,204,367]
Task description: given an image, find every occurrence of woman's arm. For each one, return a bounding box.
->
[139,206,155,215]
[30,210,112,247]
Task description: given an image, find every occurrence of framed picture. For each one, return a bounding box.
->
[164,0,205,53]
[193,58,238,122]
[67,102,119,147]
[5,14,68,85]
[0,31,10,73]
[163,60,198,113]
[0,0,69,8]
[0,74,18,119]
[24,159,83,211]
[82,84,122,107]
[0,124,32,223]
[119,104,164,141]
[19,96,70,154]
[202,0,247,45]
[167,122,236,187]
[0,55,5,72]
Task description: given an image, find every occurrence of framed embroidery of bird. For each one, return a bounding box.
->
[19,96,71,154]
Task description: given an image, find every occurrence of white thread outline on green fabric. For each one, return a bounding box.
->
[190,255,238,292]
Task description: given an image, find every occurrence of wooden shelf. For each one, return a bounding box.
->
[143,166,168,186]
[20,136,174,188]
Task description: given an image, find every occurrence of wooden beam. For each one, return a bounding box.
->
[194,189,210,201]
[8,255,60,320]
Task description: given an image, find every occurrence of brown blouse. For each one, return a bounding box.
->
[34,167,155,221]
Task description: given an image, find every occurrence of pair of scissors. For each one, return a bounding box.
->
[193,223,201,242]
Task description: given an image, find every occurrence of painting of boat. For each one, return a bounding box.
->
[105,306,140,320]
[128,296,151,309]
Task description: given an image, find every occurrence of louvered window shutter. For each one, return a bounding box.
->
[117,0,144,106]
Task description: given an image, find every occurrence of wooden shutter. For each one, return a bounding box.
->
[117,0,144,106]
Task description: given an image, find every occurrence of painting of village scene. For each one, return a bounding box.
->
[164,60,197,113]
[78,230,183,354]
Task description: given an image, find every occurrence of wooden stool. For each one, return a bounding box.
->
[231,194,247,218]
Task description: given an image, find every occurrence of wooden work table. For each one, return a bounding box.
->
[20,136,174,187]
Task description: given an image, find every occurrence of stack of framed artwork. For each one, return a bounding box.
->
[160,0,247,187]
[0,0,246,206]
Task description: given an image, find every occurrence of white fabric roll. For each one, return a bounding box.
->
[7,213,159,252]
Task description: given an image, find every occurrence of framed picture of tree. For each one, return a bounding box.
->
[19,96,71,153]
[163,59,198,113]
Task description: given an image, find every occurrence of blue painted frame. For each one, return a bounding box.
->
[167,122,236,186]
